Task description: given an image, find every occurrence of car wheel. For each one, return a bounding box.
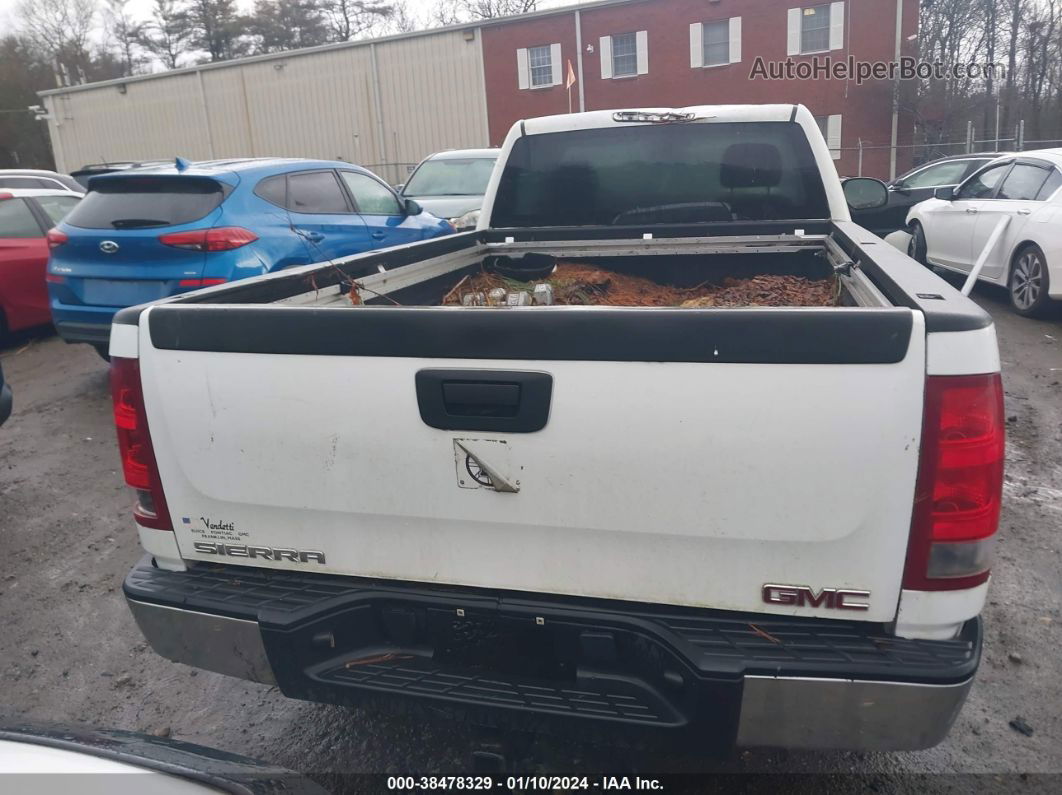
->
[1009,244,1054,318]
[93,344,111,362]
[906,222,928,266]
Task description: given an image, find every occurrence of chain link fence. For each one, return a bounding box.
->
[842,121,1062,177]
[363,162,420,188]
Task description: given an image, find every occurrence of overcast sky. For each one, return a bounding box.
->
[0,0,580,36]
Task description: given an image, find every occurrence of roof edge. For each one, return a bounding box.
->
[39,0,640,98]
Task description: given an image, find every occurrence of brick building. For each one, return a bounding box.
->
[40,0,918,182]
[482,0,918,178]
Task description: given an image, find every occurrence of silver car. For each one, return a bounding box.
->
[399,148,499,230]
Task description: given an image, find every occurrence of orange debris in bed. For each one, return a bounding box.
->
[441,263,837,308]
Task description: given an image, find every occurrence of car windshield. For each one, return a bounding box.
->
[491,121,830,226]
[403,157,497,197]
[64,176,227,229]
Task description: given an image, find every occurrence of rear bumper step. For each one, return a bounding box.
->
[124,556,979,751]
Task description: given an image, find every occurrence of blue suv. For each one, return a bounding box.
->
[47,158,453,357]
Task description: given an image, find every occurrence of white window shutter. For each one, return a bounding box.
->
[550,43,562,85]
[689,23,703,68]
[600,36,613,79]
[517,48,529,89]
[787,8,801,56]
[729,17,742,63]
[829,2,845,50]
[827,114,842,159]
[636,30,648,74]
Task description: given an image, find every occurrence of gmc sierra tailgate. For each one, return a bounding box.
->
[133,303,926,623]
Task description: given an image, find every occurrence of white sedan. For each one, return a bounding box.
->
[906,150,1062,317]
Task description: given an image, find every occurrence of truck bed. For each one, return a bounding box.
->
[111,220,992,623]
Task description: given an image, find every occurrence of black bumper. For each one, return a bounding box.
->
[55,321,110,345]
[124,557,981,751]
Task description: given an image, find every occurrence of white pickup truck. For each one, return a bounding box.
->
[112,105,1003,753]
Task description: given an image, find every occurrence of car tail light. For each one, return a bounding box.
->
[45,273,65,283]
[0,192,13,200]
[110,357,172,531]
[46,228,69,248]
[159,227,258,252]
[903,374,1004,590]
[178,278,228,288]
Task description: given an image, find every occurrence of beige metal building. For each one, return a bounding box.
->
[39,26,491,185]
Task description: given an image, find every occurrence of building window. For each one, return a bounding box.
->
[703,21,730,66]
[689,19,740,69]
[611,32,637,77]
[789,3,843,55]
[600,32,647,79]
[529,45,553,87]
[802,5,831,52]
[814,114,842,160]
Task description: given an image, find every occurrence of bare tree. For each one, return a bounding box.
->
[103,0,146,76]
[139,0,195,70]
[432,0,535,25]
[17,0,97,85]
[320,0,395,41]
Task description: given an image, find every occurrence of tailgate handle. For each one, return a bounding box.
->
[442,382,521,412]
[416,369,552,432]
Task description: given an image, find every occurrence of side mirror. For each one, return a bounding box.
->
[404,198,423,215]
[933,186,956,201]
[394,183,405,193]
[843,177,889,210]
[889,181,911,196]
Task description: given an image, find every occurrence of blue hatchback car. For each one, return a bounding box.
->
[47,158,453,356]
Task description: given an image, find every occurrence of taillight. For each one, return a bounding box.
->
[45,273,65,283]
[903,373,1004,590]
[177,278,228,288]
[46,228,69,248]
[110,357,172,531]
[159,227,258,252]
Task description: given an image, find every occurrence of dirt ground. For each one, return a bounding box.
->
[0,281,1060,791]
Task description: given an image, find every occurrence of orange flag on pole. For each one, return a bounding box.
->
[565,59,576,89]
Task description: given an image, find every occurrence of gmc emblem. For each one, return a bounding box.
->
[762,583,871,611]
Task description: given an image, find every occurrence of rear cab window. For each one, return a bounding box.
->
[491,121,830,226]
[64,176,228,229]
[0,198,43,238]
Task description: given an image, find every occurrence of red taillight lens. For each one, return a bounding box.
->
[45,272,65,283]
[110,357,172,531]
[46,228,69,248]
[904,373,1004,590]
[159,227,258,252]
[177,278,228,288]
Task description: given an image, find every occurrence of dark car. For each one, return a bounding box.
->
[0,361,11,426]
[849,153,1007,237]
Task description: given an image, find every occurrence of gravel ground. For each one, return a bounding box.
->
[0,282,1059,791]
